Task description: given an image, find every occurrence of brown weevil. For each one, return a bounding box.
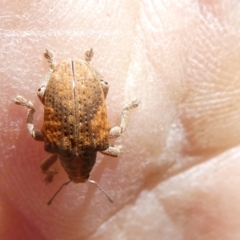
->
[13,49,139,205]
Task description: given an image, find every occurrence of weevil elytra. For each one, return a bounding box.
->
[13,49,139,205]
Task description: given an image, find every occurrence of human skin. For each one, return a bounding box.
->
[1,0,240,239]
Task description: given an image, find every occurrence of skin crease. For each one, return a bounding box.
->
[1,0,240,239]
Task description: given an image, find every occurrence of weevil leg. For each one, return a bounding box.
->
[37,51,55,103]
[40,154,59,184]
[44,49,55,69]
[13,96,44,141]
[85,48,94,62]
[109,99,139,138]
[94,69,109,98]
[101,145,122,157]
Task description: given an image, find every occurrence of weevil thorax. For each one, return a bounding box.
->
[41,58,110,180]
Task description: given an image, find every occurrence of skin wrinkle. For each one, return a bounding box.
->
[1,0,240,239]
[178,7,240,156]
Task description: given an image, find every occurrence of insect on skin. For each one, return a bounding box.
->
[13,48,139,205]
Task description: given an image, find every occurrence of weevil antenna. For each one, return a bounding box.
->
[47,180,72,205]
[88,179,114,203]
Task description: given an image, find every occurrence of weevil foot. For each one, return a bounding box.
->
[13,95,44,141]
[44,169,60,184]
[13,95,33,109]
[85,48,94,62]
[124,99,140,110]
[44,49,55,69]
[44,175,54,184]
[41,154,59,183]
[109,99,139,138]
[101,145,122,157]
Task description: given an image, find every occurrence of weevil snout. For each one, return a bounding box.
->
[69,175,89,184]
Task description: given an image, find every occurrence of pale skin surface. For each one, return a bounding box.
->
[1,0,240,239]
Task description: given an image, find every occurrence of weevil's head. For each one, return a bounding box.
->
[59,152,97,183]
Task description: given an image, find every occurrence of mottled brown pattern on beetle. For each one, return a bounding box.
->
[42,60,110,156]
[74,61,109,152]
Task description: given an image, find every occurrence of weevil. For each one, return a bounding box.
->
[13,49,139,205]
